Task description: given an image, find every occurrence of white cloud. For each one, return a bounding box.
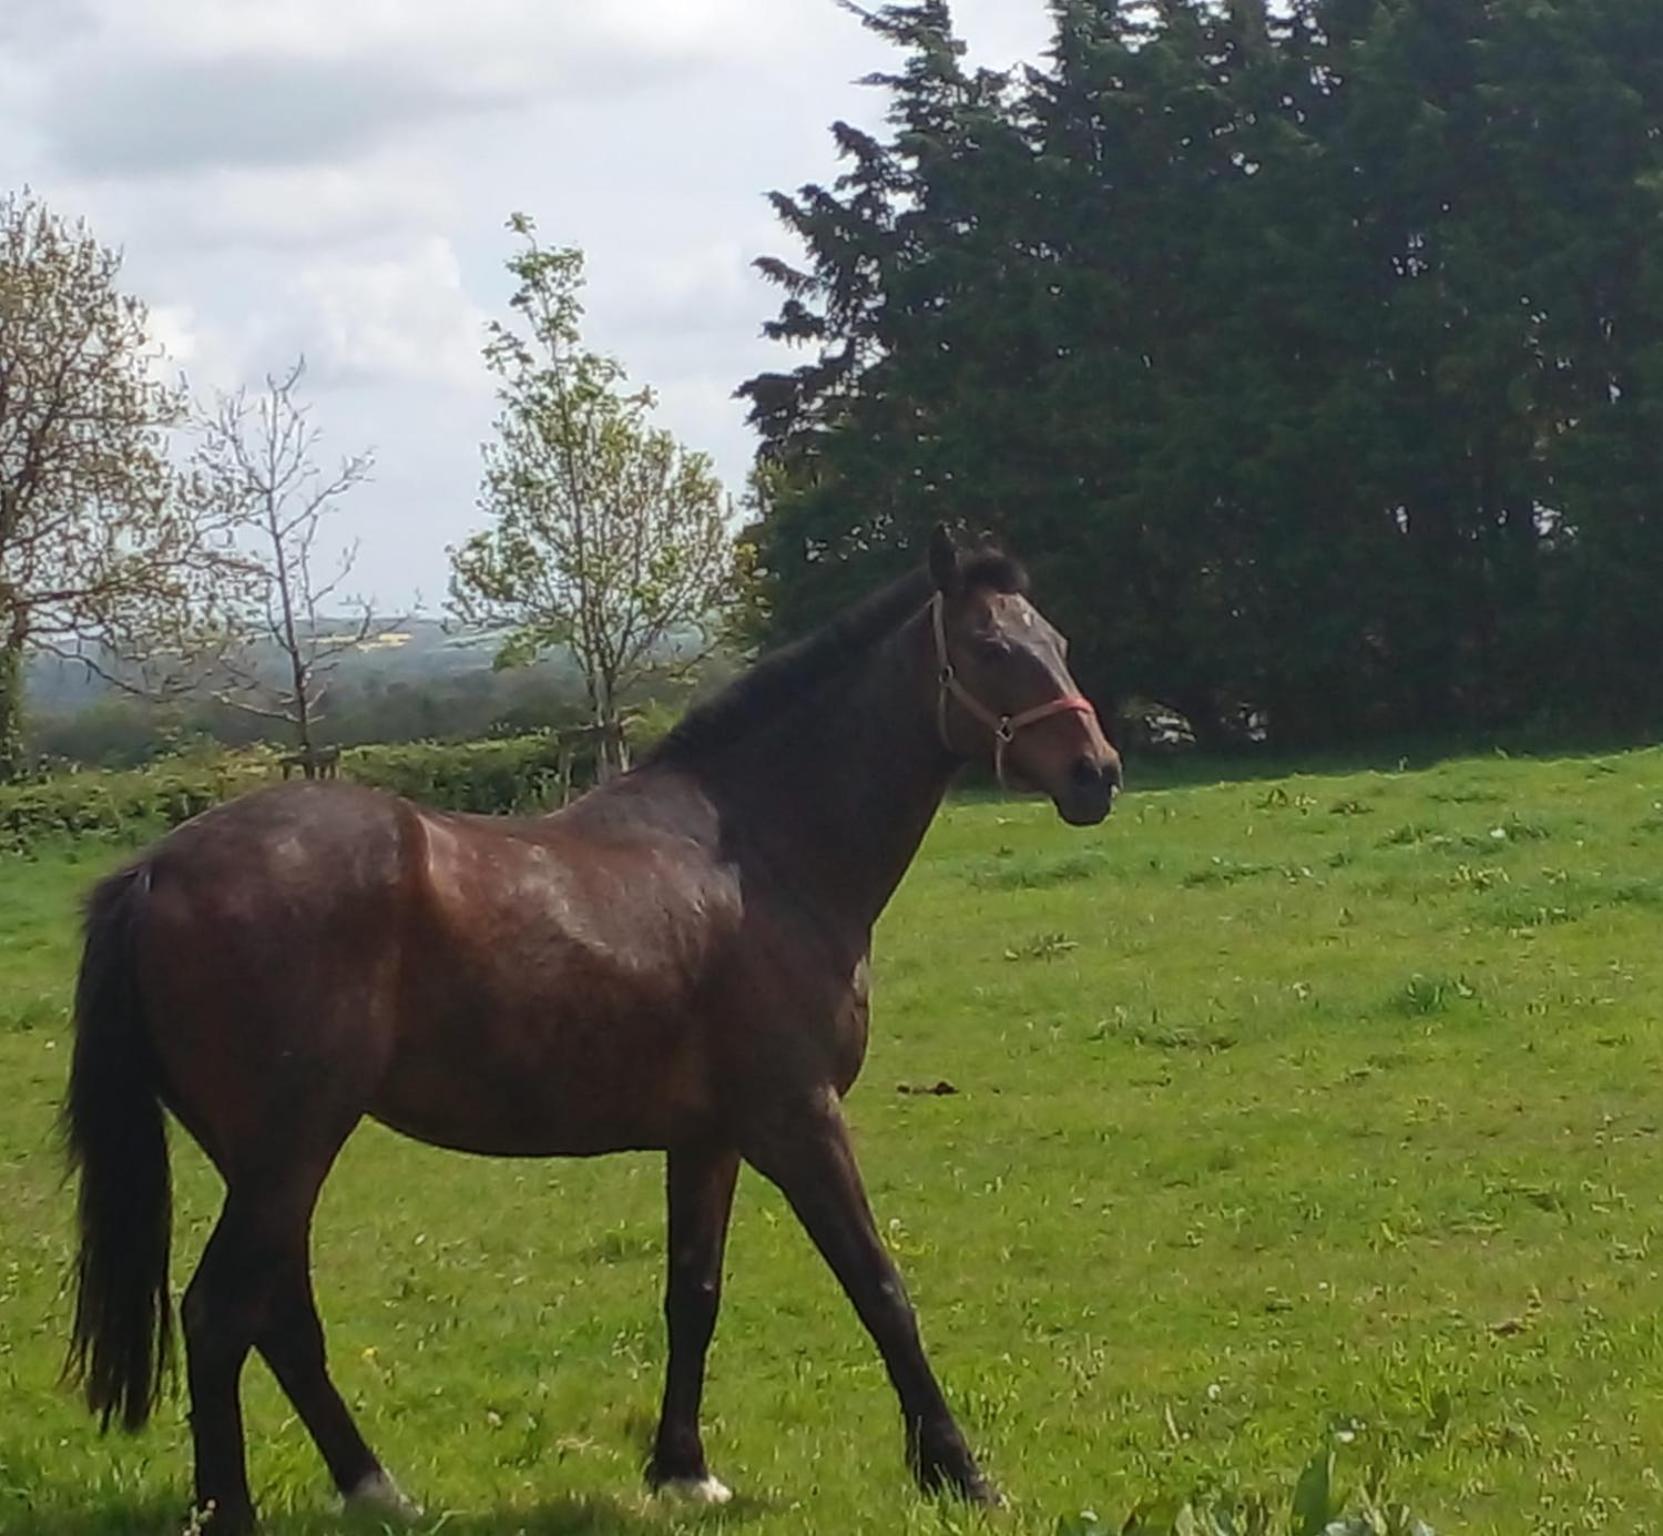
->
[43,56,511,178]
[0,0,1055,603]
[287,237,489,392]
[26,0,821,179]
[140,160,456,252]
[55,0,780,69]
[142,302,202,373]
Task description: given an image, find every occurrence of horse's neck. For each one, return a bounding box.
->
[724,609,954,937]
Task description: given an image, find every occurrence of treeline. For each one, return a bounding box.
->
[740,0,1663,748]
[24,660,722,771]
[26,664,591,768]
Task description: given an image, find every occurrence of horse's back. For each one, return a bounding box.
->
[376,782,745,1155]
[149,779,414,889]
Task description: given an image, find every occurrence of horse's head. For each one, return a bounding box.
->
[927,526,1122,827]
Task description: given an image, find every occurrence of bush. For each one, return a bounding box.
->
[0,748,278,853]
[0,733,590,855]
[343,735,572,815]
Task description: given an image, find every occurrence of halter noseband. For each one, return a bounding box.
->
[930,592,1099,787]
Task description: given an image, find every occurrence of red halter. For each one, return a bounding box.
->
[930,593,1099,787]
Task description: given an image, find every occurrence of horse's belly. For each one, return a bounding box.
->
[369,985,716,1157]
[367,1099,666,1158]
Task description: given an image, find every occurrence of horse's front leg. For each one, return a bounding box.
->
[648,1142,740,1502]
[742,1090,997,1504]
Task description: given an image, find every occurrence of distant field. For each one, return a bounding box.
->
[3,747,1662,1534]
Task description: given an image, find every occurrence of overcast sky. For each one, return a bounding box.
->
[2,0,1054,609]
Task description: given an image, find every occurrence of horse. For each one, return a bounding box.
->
[62,526,1122,1531]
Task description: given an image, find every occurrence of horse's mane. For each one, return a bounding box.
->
[646,548,1027,766]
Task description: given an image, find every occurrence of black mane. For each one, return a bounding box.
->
[648,567,934,764]
[647,546,1027,766]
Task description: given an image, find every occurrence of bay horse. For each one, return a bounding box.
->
[62,526,1121,1531]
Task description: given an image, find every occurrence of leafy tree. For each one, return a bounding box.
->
[192,358,380,774]
[739,2,1032,635]
[0,189,232,778]
[452,214,731,778]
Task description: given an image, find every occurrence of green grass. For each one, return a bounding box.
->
[4,747,1663,1533]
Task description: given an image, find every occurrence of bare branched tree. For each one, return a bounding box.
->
[192,359,381,775]
[0,188,240,778]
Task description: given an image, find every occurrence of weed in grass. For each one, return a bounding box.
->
[1395,973,1478,1015]
[1448,864,1508,893]
[1092,1439,1437,1536]
[1182,858,1274,887]
[1377,823,1443,849]
[1482,889,1580,931]
[1426,783,1504,805]
[1091,1010,1237,1054]
[968,851,1107,890]
[1605,874,1663,910]
[0,995,62,1033]
[1491,810,1554,842]
[1004,931,1080,961]
[1257,785,1318,813]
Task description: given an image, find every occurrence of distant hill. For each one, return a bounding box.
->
[25,618,584,715]
[21,618,728,768]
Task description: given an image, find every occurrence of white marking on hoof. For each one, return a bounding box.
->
[657,1474,733,1505]
[344,1470,423,1520]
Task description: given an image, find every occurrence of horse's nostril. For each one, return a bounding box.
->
[1070,758,1105,790]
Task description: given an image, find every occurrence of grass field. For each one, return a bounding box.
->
[3,747,1663,1534]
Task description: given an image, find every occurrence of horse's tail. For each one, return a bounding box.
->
[62,862,175,1432]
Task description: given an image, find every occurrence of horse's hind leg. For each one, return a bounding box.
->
[184,1156,409,1530]
[181,1200,259,1532]
[255,1211,418,1517]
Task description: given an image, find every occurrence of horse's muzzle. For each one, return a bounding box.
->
[1055,753,1121,826]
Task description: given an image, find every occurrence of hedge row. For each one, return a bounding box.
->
[340,735,572,815]
[0,735,580,854]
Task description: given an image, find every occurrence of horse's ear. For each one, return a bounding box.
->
[928,523,960,593]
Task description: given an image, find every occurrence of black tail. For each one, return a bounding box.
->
[62,862,174,1432]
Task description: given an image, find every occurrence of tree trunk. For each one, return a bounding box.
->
[0,629,24,783]
[592,674,629,782]
[594,716,629,782]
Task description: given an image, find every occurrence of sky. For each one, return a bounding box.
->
[1,0,1055,611]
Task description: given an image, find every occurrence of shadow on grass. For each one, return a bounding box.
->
[3,1491,768,1536]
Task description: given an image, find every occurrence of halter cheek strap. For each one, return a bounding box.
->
[930,593,1099,787]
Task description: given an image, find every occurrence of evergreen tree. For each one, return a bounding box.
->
[741,0,1663,746]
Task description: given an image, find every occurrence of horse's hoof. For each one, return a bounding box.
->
[918,1453,1003,1507]
[655,1474,733,1505]
[344,1470,424,1520]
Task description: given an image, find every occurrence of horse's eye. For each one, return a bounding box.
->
[970,635,1008,661]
